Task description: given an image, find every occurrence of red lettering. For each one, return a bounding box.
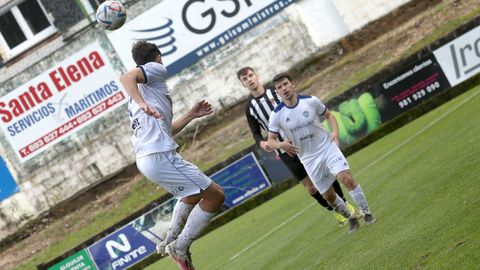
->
[9,99,23,117]
[89,51,105,69]
[76,57,93,76]
[67,65,81,82]
[28,85,42,103]
[0,102,12,123]
[38,82,52,100]
[49,70,65,91]
[18,92,35,111]
[58,67,71,87]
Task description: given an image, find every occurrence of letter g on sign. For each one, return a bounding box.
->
[182,0,216,34]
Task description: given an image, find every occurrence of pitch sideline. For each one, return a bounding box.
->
[222,88,480,265]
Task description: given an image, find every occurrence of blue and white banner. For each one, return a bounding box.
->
[86,197,176,269]
[88,225,156,270]
[0,156,18,201]
[0,41,127,162]
[210,152,271,208]
[107,0,295,76]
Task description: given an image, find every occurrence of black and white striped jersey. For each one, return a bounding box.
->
[245,88,286,153]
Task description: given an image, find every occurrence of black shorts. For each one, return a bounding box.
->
[279,152,308,181]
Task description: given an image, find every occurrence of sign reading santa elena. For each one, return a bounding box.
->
[0,42,127,162]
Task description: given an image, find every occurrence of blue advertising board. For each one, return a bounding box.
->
[88,224,156,270]
[210,152,271,208]
[0,156,18,201]
[255,149,293,184]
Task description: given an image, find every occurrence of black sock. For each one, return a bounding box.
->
[333,180,347,203]
[311,191,333,211]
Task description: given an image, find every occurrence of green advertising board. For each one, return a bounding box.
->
[48,249,96,270]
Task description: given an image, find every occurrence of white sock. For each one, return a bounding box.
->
[330,194,352,219]
[165,201,195,243]
[349,185,371,215]
[176,204,215,251]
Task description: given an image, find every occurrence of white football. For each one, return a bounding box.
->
[96,1,127,30]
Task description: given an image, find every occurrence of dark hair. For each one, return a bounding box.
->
[236,66,255,80]
[272,72,293,84]
[131,41,161,65]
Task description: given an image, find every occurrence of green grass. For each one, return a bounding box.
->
[148,86,480,270]
[15,179,166,270]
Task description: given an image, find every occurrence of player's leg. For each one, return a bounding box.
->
[325,144,375,224]
[336,170,375,224]
[137,151,224,269]
[332,179,363,219]
[166,182,224,270]
[279,153,332,208]
[175,181,224,250]
[161,152,224,269]
[157,200,196,255]
[320,178,360,233]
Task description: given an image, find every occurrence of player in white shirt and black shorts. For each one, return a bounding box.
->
[120,41,224,270]
[237,67,359,225]
[267,72,376,234]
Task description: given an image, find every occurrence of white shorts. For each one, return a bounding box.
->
[304,142,350,194]
[136,150,212,199]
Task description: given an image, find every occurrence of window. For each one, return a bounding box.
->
[0,0,56,61]
[78,0,100,21]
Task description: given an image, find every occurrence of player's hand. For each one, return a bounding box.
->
[260,141,274,152]
[140,103,162,119]
[280,139,298,156]
[189,99,213,119]
[331,131,340,146]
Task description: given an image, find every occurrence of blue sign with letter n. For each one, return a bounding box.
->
[88,225,156,270]
[0,156,18,201]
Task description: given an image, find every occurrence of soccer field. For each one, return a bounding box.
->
[147,87,480,270]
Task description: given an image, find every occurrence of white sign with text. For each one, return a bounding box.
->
[107,0,294,76]
[434,25,480,87]
[0,42,127,162]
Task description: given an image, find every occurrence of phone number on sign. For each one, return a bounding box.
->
[398,81,441,109]
[19,92,125,158]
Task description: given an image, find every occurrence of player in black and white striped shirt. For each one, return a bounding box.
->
[237,66,360,225]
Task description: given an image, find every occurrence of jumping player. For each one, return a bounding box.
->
[120,41,225,270]
[267,72,375,233]
[237,67,359,225]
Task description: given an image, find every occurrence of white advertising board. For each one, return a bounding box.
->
[434,25,480,87]
[107,0,295,75]
[0,42,127,162]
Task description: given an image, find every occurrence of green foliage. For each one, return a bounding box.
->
[148,87,480,269]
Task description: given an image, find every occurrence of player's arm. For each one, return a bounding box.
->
[267,132,298,156]
[120,68,161,118]
[324,109,340,145]
[172,99,213,136]
[246,110,273,152]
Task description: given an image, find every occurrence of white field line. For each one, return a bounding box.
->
[228,202,316,261]
[224,89,480,264]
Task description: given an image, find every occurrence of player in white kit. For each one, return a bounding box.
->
[120,41,224,270]
[267,73,375,233]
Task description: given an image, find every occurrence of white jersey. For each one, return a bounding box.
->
[128,62,178,157]
[269,95,331,165]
